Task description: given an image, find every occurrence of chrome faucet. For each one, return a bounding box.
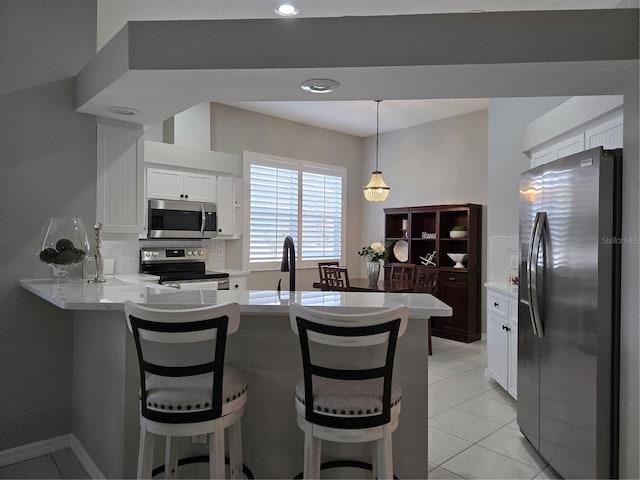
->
[279,235,296,292]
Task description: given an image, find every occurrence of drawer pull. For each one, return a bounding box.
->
[448,276,455,281]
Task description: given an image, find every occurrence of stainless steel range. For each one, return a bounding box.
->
[140,248,229,290]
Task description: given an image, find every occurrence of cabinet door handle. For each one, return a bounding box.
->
[494,302,499,307]
[180,194,184,198]
[448,276,455,281]
[184,194,189,199]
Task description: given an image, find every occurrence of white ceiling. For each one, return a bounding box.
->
[92,0,633,136]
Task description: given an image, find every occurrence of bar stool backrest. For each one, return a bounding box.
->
[289,303,408,430]
[124,301,240,425]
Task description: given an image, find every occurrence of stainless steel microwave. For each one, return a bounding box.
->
[147,199,216,239]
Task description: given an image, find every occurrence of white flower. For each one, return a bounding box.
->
[370,242,385,254]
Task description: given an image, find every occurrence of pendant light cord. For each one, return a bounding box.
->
[375,100,381,171]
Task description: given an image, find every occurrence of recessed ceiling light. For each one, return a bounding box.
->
[107,106,141,116]
[300,78,340,94]
[274,2,299,17]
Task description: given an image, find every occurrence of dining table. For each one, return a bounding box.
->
[313,277,415,292]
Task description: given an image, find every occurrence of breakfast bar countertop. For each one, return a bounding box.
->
[18,275,449,479]
[18,275,452,317]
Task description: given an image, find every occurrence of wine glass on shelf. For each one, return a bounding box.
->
[37,217,90,279]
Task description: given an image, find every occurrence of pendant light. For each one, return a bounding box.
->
[363,100,390,202]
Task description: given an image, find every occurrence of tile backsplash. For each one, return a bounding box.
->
[488,235,519,286]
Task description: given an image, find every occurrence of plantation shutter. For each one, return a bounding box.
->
[249,164,298,263]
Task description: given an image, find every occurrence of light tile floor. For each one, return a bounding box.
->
[1,338,563,479]
[428,337,561,480]
[0,449,88,479]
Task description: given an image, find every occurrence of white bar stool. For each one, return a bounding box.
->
[289,303,408,479]
[124,301,249,479]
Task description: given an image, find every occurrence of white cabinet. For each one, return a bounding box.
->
[96,120,145,235]
[528,109,623,168]
[216,176,234,235]
[216,176,243,237]
[147,167,216,203]
[228,274,248,290]
[486,286,518,399]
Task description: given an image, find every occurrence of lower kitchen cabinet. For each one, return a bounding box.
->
[228,273,248,290]
[486,285,518,399]
[432,270,481,342]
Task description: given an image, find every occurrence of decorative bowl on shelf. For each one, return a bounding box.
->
[449,230,468,239]
[38,217,90,278]
[447,253,468,268]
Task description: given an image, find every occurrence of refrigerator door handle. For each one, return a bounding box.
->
[527,211,546,338]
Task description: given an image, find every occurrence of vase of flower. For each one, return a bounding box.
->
[367,260,381,284]
[358,241,387,284]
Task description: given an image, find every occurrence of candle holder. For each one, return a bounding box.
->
[89,222,107,284]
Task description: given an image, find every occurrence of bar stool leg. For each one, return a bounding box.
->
[209,420,226,479]
[371,441,379,479]
[137,427,155,479]
[164,437,178,479]
[375,425,393,480]
[228,421,243,479]
[303,426,321,479]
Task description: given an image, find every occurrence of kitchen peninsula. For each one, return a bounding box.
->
[19,276,451,479]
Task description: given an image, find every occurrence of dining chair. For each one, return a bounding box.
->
[289,303,409,479]
[322,266,351,291]
[317,261,340,289]
[389,263,416,286]
[414,266,438,356]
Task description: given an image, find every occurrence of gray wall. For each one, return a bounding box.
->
[611,63,639,480]
[487,97,568,236]
[0,1,97,449]
[360,109,489,326]
[209,102,363,290]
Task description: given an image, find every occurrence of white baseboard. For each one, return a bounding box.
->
[0,435,71,468]
[0,434,104,479]
[68,435,104,479]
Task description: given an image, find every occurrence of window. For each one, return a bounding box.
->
[244,151,345,269]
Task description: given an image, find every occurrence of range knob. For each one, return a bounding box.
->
[144,251,151,257]
[186,250,192,256]
[152,251,158,257]
[198,250,204,255]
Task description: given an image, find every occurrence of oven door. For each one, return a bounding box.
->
[148,199,216,239]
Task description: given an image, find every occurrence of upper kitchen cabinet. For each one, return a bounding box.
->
[147,167,216,203]
[523,96,623,168]
[144,141,244,237]
[96,119,145,235]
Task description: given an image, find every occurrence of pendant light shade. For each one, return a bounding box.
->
[364,100,390,202]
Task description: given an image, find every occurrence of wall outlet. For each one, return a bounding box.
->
[510,255,519,269]
[192,434,207,444]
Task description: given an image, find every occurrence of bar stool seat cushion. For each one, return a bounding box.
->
[295,377,401,417]
[145,366,247,414]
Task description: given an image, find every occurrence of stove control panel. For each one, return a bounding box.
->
[141,248,206,263]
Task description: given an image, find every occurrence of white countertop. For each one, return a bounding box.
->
[19,275,452,318]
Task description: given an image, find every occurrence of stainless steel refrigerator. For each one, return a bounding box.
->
[518,147,621,479]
